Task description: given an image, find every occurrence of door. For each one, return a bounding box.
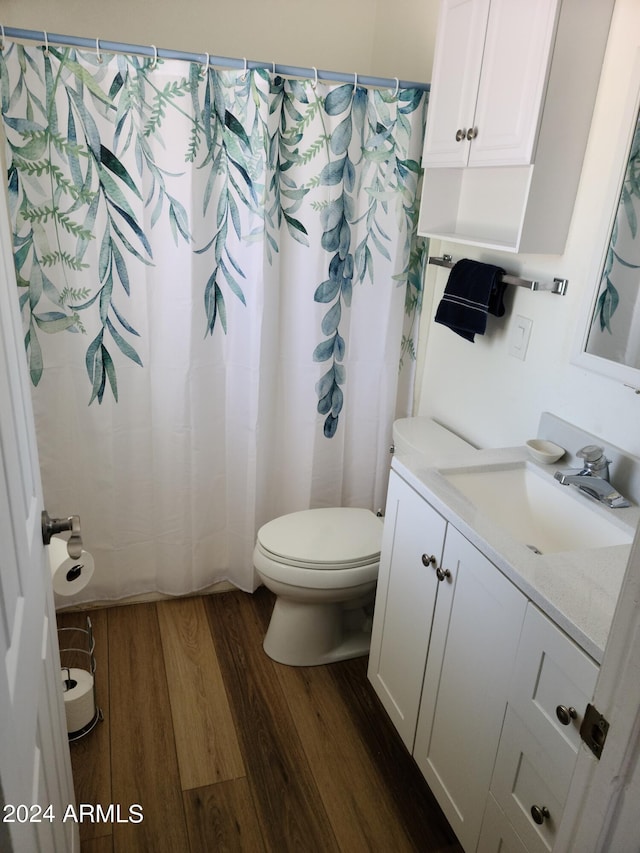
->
[421,0,491,167]
[0,177,78,850]
[422,0,559,169]
[468,0,558,166]
[414,526,527,853]
[367,470,445,749]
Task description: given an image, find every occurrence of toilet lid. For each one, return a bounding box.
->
[257,508,382,567]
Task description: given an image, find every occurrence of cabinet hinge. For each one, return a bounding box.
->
[579,703,610,759]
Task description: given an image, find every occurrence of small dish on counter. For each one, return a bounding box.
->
[526,439,565,464]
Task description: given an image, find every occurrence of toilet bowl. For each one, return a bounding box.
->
[254,507,383,666]
[255,419,475,666]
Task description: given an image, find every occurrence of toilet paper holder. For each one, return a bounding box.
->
[58,616,103,741]
[42,510,83,559]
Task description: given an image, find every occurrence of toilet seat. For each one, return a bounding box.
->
[256,507,382,570]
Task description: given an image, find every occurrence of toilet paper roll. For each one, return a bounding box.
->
[60,668,95,733]
[48,536,94,596]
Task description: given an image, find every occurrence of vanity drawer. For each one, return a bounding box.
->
[508,603,598,786]
[491,707,566,853]
[477,794,528,853]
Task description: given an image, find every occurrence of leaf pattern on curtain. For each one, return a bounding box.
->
[1,42,427,433]
[593,111,640,333]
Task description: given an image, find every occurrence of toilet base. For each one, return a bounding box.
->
[262,595,374,666]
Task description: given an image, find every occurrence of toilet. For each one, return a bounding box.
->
[254,507,382,666]
[254,418,474,666]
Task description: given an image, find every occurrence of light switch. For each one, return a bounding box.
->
[508,315,532,360]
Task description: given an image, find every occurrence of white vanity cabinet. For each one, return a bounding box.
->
[422,0,558,168]
[368,469,528,852]
[418,0,615,252]
[369,464,603,853]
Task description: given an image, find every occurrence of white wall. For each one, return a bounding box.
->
[416,0,640,457]
[2,0,439,83]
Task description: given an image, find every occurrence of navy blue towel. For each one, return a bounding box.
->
[434,259,506,342]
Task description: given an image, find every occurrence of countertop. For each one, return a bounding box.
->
[391,445,640,663]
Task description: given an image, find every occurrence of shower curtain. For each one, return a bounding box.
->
[0,42,427,601]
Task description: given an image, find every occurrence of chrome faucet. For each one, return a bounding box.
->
[554,445,631,508]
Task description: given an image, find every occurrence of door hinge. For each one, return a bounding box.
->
[580,703,610,759]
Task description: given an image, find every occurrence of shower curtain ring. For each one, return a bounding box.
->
[354,72,358,90]
[202,52,210,73]
[95,38,103,64]
[0,26,5,51]
[393,77,400,97]
[242,57,248,80]
[43,30,49,55]
[311,67,318,89]
[149,44,158,69]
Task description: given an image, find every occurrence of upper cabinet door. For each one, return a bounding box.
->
[423,0,560,168]
[469,0,559,166]
[422,0,491,167]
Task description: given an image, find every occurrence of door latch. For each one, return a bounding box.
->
[579,703,610,759]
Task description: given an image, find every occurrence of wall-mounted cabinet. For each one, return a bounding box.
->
[418,0,615,253]
[422,0,558,169]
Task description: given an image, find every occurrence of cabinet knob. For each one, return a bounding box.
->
[466,126,478,140]
[422,553,437,567]
[556,705,578,726]
[436,567,451,582]
[530,805,551,825]
[455,128,466,142]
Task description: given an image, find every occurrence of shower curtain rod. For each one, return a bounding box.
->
[1,27,431,93]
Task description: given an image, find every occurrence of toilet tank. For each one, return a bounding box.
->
[392,417,475,462]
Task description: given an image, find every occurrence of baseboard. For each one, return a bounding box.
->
[55,580,238,613]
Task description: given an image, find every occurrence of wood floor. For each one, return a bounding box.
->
[56,587,463,853]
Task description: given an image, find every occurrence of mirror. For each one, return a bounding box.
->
[576,53,640,389]
[584,106,640,370]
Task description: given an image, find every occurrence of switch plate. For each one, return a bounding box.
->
[509,315,532,360]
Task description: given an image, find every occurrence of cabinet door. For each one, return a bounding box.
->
[414,526,527,853]
[368,471,446,749]
[422,0,490,167]
[423,0,559,169]
[469,0,559,165]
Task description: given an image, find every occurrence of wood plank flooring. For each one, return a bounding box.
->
[56,588,463,852]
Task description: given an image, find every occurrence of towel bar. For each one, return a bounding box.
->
[428,255,568,295]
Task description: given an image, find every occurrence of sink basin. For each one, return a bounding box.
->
[442,463,634,554]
